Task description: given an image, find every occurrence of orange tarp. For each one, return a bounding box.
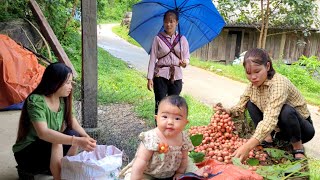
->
[197,159,263,180]
[0,34,45,109]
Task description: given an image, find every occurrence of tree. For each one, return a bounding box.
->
[97,0,140,22]
[214,0,320,49]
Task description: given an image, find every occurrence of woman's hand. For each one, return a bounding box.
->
[232,138,259,163]
[74,136,96,152]
[232,144,251,163]
[147,79,153,91]
[214,103,232,116]
[179,59,187,68]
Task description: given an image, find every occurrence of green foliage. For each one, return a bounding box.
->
[232,157,250,169]
[256,159,309,180]
[189,150,205,163]
[233,155,309,179]
[247,158,259,166]
[274,61,320,105]
[294,55,320,76]
[0,0,29,21]
[264,148,293,160]
[190,134,203,147]
[98,0,140,23]
[0,0,82,66]
[35,0,81,45]
[188,134,205,163]
[214,0,320,29]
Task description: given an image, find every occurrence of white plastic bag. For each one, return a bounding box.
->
[61,145,123,180]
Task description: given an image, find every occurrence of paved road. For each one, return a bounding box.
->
[98,24,320,158]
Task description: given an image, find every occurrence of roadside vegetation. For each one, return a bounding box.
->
[190,58,320,106]
[2,0,319,178]
[90,48,212,127]
[113,25,141,47]
[112,24,320,178]
[94,46,319,179]
[113,25,320,106]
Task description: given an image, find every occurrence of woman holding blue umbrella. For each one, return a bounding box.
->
[147,10,190,116]
[130,0,225,118]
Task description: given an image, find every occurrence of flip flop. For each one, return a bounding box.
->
[177,172,222,180]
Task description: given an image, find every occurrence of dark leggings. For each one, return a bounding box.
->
[14,129,80,173]
[247,101,315,143]
[153,77,182,114]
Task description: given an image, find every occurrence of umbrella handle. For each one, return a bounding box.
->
[178,22,183,61]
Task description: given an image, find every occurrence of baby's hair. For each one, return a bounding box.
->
[160,95,188,115]
[243,48,275,79]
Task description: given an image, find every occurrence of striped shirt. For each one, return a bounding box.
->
[147,32,190,80]
[230,73,310,142]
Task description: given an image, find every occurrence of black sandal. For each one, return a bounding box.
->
[292,149,306,160]
[177,172,222,180]
[261,140,274,148]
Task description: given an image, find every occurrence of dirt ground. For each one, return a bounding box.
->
[77,103,152,166]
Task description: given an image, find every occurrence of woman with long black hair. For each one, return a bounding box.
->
[13,62,96,179]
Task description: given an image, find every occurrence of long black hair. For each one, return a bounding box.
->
[16,62,73,142]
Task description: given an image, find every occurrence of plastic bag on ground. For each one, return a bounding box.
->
[61,145,123,180]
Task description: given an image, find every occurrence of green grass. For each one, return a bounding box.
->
[183,95,212,128]
[112,25,141,47]
[190,58,320,106]
[134,94,212,127]
[112,24,320,106]
[97,48,152,104]
[274,62,320,105]
[310,158,320,180]
[77,48,212,127]
[190,57,249,83]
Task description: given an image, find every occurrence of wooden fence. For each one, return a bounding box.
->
[192,27,320,64]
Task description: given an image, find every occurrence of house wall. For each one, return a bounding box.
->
[192,27,320,64]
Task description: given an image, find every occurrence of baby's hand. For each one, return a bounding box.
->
[173,172,183,180]
[195,165,212,177]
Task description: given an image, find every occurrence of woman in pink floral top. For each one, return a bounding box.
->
[119,96,196,180]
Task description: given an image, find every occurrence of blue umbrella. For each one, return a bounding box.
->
[129,0,226,54]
